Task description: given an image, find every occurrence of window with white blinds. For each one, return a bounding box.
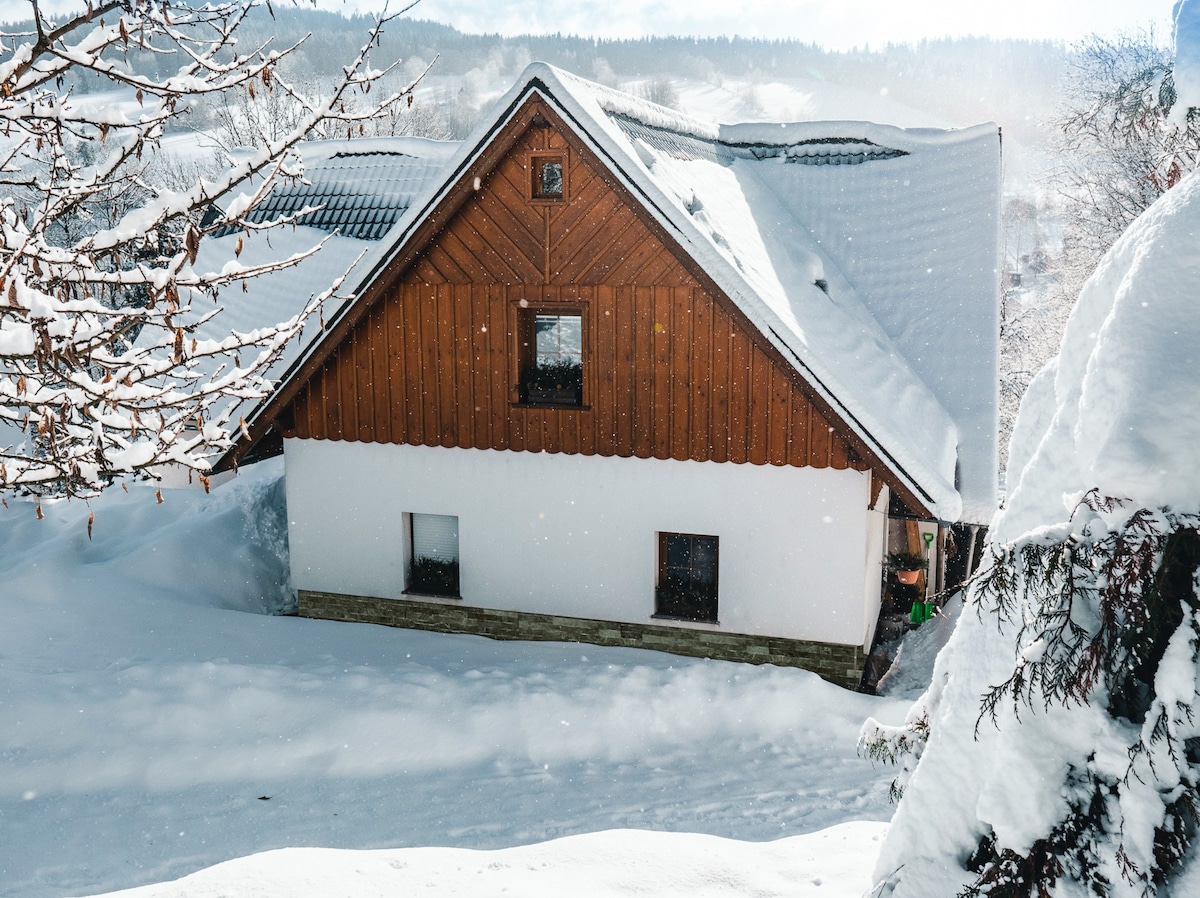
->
[411,513,459,563]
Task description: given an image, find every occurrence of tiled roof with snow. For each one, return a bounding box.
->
[229,64,1001,523]
[233,137,459,240]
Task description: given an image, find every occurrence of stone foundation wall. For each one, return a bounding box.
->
[298,590,866,689]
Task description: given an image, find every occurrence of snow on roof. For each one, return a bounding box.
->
[233,137,459,240]
[232,64,1001,522]
[505,63,998,521]
[159,225,373,443]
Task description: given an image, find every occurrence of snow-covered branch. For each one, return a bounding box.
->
[0,0,419,495]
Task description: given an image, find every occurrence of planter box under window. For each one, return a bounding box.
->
[523,383,583,406]
[408,557,460,598]
[655,583,718,624]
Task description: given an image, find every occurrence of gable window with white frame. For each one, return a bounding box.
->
[655,532,719,623]
[406,513,460,598]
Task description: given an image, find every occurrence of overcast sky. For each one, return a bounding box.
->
[371,0,1178,49]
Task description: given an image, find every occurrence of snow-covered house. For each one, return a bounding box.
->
[221,63,1001,687]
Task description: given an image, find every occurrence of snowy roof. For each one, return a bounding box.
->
[231,137,459,240]
[229,64,1001,523]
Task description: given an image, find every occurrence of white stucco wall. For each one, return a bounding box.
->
[284,440,884,648]
[861,487,889,651]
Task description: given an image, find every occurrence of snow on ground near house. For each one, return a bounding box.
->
[0,459,910,898]
[82,823,888,898]
[874,595,963,700]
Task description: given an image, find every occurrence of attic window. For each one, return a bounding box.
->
[531,154,565,200]
[516,306,585,407]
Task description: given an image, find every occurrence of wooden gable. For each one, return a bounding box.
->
[277,98,869,475]
[230,92,943,510]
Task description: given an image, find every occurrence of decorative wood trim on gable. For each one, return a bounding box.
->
[219,88,934,516]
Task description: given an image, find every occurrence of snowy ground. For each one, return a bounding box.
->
[85,825,889,898]
[1,460,912,898]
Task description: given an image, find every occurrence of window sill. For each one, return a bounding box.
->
[402,589,462,602]
[512,401,591,411]
[651,613,721,627]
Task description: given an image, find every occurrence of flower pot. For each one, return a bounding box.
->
[910,601,925,624]
[896,569,921,585]
[924,602,937,620]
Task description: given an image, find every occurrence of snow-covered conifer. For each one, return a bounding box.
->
[866,153,1200,898]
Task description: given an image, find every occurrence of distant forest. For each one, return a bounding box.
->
[8,7,1072,143]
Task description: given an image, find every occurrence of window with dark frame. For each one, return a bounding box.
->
[518,310,583,406]
[407,513,460,598]
[655,532,719,623]
[531,155,565,199]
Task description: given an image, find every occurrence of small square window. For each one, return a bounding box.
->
[656,532,719,623]
[532,155,565,199]
[407,513,460,598]
[518,309,583,406]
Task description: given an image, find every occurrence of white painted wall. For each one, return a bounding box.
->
[284,440,883,648]
[861,486,888,651]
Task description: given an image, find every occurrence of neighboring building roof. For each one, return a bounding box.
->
[218,63,1001,524]
[233,137,460,239]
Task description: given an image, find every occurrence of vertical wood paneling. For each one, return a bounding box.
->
[285,111,871,478]
[830,428,850,469]
[370,304,390,445]
[357,327,373,441]
[632,286,653,458]
[453,285,474,449]
[594,286,616,456]
[651,286,672,460]
[577,285,597,456]
[748,347,770,466]
[619,288,638,451]
[470,286,490,450]
[727,329,750,464]
[338,344,358,439]
[386,287,407,444]
[324,359,342,439]
[669,287,691,462]
[419,286,439,444]
[768,366,791,465]
[436,285,456,447]
[710,311,730,463]
[810,408,832,468]
[789,389,810,467]
[490,285,510,450]
[690,289,711,463]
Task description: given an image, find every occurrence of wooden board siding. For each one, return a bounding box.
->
[279,101,869,475]
[289,276,864,471]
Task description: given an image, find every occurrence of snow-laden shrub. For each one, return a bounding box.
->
[871,493,1200,897]
[967,494,1200,895]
